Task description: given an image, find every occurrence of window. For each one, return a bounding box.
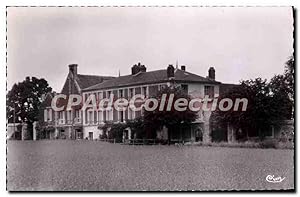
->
[204,86,214,98]
[119,89,123,98]
[88,111,93,124]
[60,130,66,139]
[129,88,134,98]
[44,108,52,122]
[107,91,112,99]
[142,86,148,97]
[48,109,52,121]
[94,111,97,123]
[75,110,80,118]
[85,93,90,101]
[119,111,124,122]
[128,108,134,120]
[67,111,72,123]
[59,111,64,119]
[106,109,113,121]
[75,110,81,123]
[76,129,83,139]
[98,92,103,100]
[98,111,103,123]
[91,93,97,101]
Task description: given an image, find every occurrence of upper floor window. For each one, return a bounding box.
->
[98,111,103,123]
[204,86,214,98]
[119,89,124,98]
[142,86,148,97]
[87,110,93,124]
[75,110,80,118]
[119,111,124,122]
[44,108,52,122]
[59,111,64,120]
[98,92,103,100]
[93,93,98,101]
[107,91,112,98]
[67,111,72,121]
[129,88,134,98]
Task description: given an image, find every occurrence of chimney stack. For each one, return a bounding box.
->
[167,64,175,79]
[131,64,138,75]
[181,65,186,71]
[208,67,215,80]
[69,64,78,76]
[131,62,146,75]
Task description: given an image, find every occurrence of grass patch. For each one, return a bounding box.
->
[197,140,294,149]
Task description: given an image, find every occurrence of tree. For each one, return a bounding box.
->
[7,77,52,139]
[284,56,294,102]
[143,86,198,144]
[125,117,145,139]
[211,76,293,140]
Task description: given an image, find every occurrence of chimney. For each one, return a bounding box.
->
[131,62,146,75]
[69,64,78,76]
[167,64,175,79]
[140,65,146,72]
[181,65,186,71]
[131,64,138,75]
[208,67,215,80]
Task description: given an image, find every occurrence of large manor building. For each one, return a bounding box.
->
[41,62,291,143]
[42,63,227,143]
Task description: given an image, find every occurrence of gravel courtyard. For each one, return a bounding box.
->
[7,140,294,191]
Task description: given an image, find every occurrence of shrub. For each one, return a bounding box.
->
[107,123,127,143]
[197,139,294,149]
[259,139,277,149]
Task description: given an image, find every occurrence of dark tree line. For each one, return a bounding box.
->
[211,56,294,138]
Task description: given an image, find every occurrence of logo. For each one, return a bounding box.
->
[266,175,285,183]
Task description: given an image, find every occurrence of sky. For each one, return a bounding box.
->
[7,7,294,92]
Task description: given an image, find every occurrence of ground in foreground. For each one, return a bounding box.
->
[7,140,294,191]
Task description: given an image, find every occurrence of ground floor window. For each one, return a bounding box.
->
[76,129,83,139]
[60,129,66,139]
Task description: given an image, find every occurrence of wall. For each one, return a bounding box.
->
[83,125,103,140]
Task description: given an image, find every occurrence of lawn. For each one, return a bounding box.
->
[7,140,294,191]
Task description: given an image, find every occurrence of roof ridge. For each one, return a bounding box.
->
[77,74,115,78]
[81,68,221,92]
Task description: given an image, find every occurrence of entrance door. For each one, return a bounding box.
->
[195,128,203,142]
[76,129,83,139]
[89,132,93,140]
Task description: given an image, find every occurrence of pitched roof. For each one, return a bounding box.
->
[76,74,115,89]
[60,74,115,94]
[83,68,220,91]
[219,83,240,95]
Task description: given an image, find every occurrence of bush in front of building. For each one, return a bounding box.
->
[106,122,127,143]
[199,139,293,149]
